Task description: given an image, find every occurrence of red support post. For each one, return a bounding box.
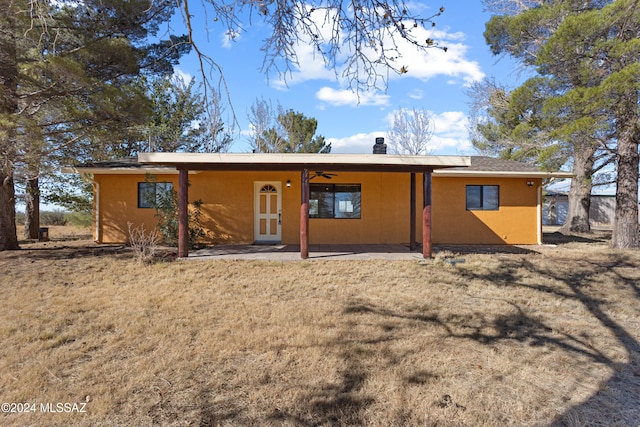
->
[422,170,432,259]
[178,168,189,258]
[300,168,310,259]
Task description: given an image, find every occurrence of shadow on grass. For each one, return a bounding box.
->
[0,242,131,261]
[461,253,640,425]
[268,358,374,426]
[2,239,181,263]
[543,230,611,245]
[179,250,639,425]
[433,244,539,256]
[330,253,639,425]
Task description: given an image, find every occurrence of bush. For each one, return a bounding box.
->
[65,211,93,227]
[40,210,68,226]
[15,211,25,225]
[14,210,91,228]
[127,223,160,264]
[145,176,207,248]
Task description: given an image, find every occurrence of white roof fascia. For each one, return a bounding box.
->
[433,170,574,179]
[62,166,192,175]
[138,152,472,168]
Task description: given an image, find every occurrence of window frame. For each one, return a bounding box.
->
[466,185,500,211]
[138,182,173,209]
[309,183,361,219]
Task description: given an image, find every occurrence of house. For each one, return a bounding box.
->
[68,144,572,258]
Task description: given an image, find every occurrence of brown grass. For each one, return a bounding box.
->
[0,228,639,426]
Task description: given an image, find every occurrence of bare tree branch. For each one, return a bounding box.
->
[386,107,435,155]
[178,0,447,96]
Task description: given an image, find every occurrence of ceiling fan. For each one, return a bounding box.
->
[310,171,337,180]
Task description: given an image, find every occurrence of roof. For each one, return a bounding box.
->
[64,154,573,179]
[62,157,178,175]
[433,156,573,179]
[137,152,470,173]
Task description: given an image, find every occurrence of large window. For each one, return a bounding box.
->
[466,185,499,210]
[138,182,173,208]
[310,184,361,219]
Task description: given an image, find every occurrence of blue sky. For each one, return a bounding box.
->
[171,1,525,155]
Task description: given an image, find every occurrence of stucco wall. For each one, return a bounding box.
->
[93,172,542,245]
[432,176,541,244]
[94,173,179,243]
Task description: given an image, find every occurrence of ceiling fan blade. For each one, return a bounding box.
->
[310,171,337,180]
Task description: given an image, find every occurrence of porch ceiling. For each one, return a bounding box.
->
[137,152,471,173]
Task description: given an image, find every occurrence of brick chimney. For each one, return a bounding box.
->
[373,137,387,154]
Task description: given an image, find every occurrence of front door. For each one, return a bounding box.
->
[254,181,282,243]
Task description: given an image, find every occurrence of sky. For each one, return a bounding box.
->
[171,1,525,156]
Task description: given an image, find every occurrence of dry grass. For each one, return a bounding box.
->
[0,228,639,426]
[35,224,93,241]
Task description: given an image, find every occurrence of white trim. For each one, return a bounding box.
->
[537,185,542,245]
[62,166,183,175]
[94,182,100,243]
[139,152,471,168]
[433,170,574,179]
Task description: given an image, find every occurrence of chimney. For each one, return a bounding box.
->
[373,137,387,154]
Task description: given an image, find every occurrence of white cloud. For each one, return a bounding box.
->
[430,111,473,152]
[408,89,424,100]
[172,68,193,84]
[389,27,485,86]
[221,27,242,49]
[328,132,386,154]
[271,43,337,90]
[330,110,472,155]
[268,13,484,90]
[316,87,390,107]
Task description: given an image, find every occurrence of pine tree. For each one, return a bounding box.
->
[0,0,188,248]
[254,108,331,153]
[483,0,639,246]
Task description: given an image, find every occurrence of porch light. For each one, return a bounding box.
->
[527,181,534,187]
[286,180,291,188]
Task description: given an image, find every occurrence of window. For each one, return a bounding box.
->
[138,182,173,208]
[466,185,499,210]
[310,184,361,218]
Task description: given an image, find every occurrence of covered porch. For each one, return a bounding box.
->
[137,153,471,259]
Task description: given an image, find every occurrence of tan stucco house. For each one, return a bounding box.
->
[68,150,572,258]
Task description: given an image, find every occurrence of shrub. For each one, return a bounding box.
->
[40,210,68,226]
[65,211,93,227]
[145,176,207,248]
[127,223,160,264]
[15,211,26,225]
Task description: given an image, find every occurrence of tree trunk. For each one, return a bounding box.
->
[560,145,595,234]
[24,177,40,240]
[0,167,19,250]
[611,126,639,249]
[0,2,20,251]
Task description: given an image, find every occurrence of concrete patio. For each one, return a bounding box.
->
[187,244,428,261]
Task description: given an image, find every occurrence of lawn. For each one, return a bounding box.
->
[0,229,638,426]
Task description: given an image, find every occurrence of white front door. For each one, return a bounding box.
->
[254,181,282,243]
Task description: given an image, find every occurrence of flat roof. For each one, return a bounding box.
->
[137,152,471,173]
[65,154,573,179]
